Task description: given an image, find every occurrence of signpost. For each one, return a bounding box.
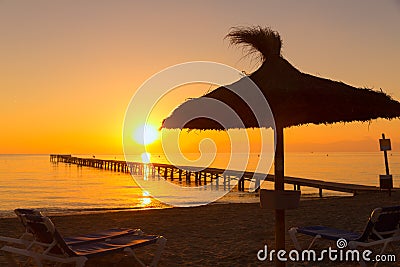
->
[379,133,392,195]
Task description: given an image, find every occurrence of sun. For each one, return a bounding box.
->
[133,124,159,145]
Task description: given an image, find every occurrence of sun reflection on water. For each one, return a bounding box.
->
[140,190,152,206]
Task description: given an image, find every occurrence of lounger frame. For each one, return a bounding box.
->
[289,206,400,267]
[1,210,166,267]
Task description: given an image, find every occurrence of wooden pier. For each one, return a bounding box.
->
[50,154,382,197]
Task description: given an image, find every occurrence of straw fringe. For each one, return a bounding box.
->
[226,26,282,62]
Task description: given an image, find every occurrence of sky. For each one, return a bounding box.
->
[1,0,400,154]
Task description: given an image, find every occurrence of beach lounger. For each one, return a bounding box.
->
[289,206,400,266]
[1,213,166,267]
[1,209,143,248]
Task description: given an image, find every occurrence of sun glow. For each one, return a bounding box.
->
[141,152,151,163]
[133,124,159,145]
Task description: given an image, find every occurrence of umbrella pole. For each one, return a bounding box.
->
[275,125,285,266]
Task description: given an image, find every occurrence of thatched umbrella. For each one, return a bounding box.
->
[162,26,400,261]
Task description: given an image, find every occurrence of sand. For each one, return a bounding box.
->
[1,192,400,266]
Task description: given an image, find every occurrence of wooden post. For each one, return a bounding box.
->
[319,188,323,198]
[223,174,226,190]
[380,133,392,196]
[239,177,245,192]
[382,134,390,175]
[255,177,260,192]
[186,171,191,184]
[275,125,285,267]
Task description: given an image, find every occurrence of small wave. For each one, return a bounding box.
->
[0,205,169,219]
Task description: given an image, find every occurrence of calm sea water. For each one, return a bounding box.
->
[0,153,398,217]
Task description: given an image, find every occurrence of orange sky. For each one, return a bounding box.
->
[1,1,399,154]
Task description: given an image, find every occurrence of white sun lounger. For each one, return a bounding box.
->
[1,211,166,267]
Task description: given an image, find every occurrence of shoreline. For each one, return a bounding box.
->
[0,191,352,219]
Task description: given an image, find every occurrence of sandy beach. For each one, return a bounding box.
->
[1,192,400,266]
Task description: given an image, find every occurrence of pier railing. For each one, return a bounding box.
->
[50,154,381,196]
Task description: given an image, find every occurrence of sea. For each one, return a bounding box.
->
[0,152,399,218]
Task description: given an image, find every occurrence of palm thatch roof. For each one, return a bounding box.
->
[162,26,400,130]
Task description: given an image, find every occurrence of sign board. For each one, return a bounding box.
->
[379,139,391,151]
[379,174,393,189]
